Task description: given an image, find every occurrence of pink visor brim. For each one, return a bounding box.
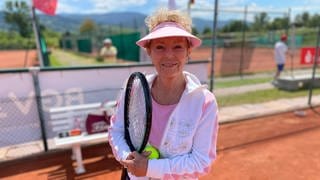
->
[136,22,202,48]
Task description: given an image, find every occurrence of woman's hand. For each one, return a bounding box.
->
[120,151,151,177]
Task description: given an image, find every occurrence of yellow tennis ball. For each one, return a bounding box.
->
[144,145,160,159]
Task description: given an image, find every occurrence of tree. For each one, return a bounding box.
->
[251,12,269,31]
[268,17,289,30]
[4,0,32,38]
[202,26,212,36]
[295,12,310,27]
[79,19,97,36]
[308,14,320,28]
[302,12,310,25]
[221,20,247,32]
[192,27,199,36]
[294,14,303,27]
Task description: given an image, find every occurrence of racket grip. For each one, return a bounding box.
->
[121,168,129,180]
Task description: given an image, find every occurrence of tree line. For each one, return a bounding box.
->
[194,12,320,35]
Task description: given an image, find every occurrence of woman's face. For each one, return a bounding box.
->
[147,37,190,78]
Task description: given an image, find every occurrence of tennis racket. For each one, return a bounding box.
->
[121,72,152,180]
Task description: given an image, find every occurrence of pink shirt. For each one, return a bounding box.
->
[109,72,219,179]
[149,98,177,148]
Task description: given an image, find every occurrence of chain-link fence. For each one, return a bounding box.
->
[0,68,126,162]
[192,7,282,75]
[188,5,320,117]
[189,6,318,77]
[0,61,208,162]
[59,32,141,62]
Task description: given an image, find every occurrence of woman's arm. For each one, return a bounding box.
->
[147,93,219,179]
[108,91,132,161]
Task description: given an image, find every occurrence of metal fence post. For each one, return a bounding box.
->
[29,67,48,151]
[239,5,248,79]
[210,0,219,91]
[308,25,320,106]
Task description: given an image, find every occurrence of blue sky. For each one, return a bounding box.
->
[1,0,319,20]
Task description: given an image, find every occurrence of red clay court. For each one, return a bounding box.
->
[0,106,319,180]
[0,48,311,76]
[0,50,38,69]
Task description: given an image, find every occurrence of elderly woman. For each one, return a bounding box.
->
[100,38,117,63]
[108,8,219,180]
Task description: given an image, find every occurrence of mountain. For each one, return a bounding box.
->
[37,12,147,32]
[193,17,229,33]
[0,11,228,33]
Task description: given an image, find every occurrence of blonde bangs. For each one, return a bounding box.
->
[145,8,192,33]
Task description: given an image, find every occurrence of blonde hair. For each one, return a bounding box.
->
[145,8,192,33]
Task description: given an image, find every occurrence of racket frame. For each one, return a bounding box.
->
[121,72,152,180]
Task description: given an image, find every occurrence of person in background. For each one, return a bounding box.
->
[273,34,288,80]
[100,38,117,63]
[108,7,219,179]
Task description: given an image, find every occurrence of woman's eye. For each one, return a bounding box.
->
[174,45,185,51]
[155,45,165,50]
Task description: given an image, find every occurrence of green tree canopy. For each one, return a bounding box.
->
[251,12,269,31]
[4,0,32,38]
[295,12,320,28]
[202,26,212,35]
[268,17,289,30]
[294,12,309,27]
[192,27,199,36]
[222,20,248,32]
[302,12,310,24]
[79,19,97,36]
[307,14,320,27]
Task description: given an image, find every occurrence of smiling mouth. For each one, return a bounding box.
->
[161,62,178,67]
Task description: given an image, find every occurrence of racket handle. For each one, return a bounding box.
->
[121,168,129,180]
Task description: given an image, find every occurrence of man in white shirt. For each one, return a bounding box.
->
[100,38,117,63]
[274,34,288,79]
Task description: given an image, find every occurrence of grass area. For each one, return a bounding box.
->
[49,54,63,67]
[48,49,103,67]
[217,88,320,107]
[48,49,130,67]
[214,77,273,89]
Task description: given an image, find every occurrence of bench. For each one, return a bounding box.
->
[49,101,116,174]
[275,74,320,91]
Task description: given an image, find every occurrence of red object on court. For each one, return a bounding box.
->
[300,47,320,65]
[280,34,287,41]
[69,129,81,136]
[33,0,57,16]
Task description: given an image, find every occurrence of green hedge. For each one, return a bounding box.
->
[0,31,36,50]
[0,30,60,50]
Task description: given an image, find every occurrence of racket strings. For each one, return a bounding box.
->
[128,78,147,150]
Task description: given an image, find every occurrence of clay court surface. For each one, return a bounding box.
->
[0,48,309,75]
[0,50,38,68]
[189,47,308,75]
[0,106,319,180]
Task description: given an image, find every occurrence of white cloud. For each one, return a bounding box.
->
[90,0,147,13]
[57,0,148,14]
[185,0,253,20]
[220,0,246,7]
[186,0,294,21]
[56,1,80,14]
[91,0,147,11]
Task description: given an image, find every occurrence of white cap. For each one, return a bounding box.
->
[103,38,112,44]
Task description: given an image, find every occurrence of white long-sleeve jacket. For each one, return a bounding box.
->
[108,71,219,180]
